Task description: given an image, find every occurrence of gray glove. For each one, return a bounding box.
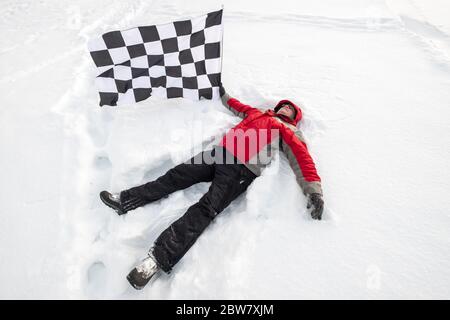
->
[307,193,324,220]
[219,85,226,97]
[219,85,231,106]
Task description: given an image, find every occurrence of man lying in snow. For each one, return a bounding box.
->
[99,86,324,290]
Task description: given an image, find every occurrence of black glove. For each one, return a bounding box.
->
[307,193,324,220]
[219,84,226,97]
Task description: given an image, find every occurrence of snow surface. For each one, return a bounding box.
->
[1,0,449,299]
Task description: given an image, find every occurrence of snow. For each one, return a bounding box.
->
[1,0,449,299]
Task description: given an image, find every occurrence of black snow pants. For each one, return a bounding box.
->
[120,147,257,273]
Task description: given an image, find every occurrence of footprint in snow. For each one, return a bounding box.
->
[94,154,112,170]
[86,261,107,298]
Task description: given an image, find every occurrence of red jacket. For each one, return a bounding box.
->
[220,94,322,196]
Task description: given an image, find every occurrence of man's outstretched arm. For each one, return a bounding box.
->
[280,125,324,220]
[219,86,259,119]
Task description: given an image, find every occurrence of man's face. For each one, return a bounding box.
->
[277,103,295,119]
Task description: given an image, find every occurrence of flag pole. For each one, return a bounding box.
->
[220,4,224,82]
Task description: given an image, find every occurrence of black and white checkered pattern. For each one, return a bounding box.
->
[88,9,223,106]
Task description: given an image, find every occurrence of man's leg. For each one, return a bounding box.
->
[152,163,257,273]
[120,150,215,213]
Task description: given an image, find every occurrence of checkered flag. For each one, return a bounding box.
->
[88,9,223,106]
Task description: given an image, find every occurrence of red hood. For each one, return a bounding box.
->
[270,99,302,126]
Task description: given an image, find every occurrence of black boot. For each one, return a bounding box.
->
[127,251,160,290]
[100,190,148,215]
[99,191,125,215]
